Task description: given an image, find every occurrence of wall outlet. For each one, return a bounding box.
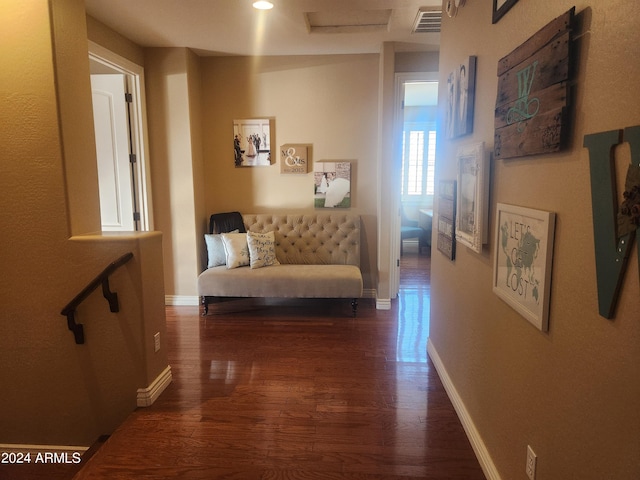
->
[526,445,537,480]
[154,332,161,352]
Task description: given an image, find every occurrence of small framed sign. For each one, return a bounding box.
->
[492,203,556,331]
[280,144,310,174]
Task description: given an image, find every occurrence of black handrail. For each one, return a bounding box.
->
[61,252,134,344]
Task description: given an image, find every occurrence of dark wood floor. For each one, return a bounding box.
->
[4,244,486,479]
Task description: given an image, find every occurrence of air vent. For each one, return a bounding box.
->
[305,9,392,34]
[412,7,442,33]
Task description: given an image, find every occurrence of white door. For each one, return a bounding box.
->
[91,74,135,231]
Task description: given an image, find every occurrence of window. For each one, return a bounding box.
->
[401,123,436,197]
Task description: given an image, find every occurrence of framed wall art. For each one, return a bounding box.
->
[493,203,556,331]
[233,117,274,167]
[280,144,310,174]
[494,8,575,159]
[455,142,489,253]
[446,56,476,139]
[437,180,456,261]
[313,162,351,208]
[492,0,520,24]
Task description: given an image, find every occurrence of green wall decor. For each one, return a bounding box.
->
[583,125,640,319]
[494,8,575,159]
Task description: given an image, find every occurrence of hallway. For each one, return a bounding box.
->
[6,245,485,479]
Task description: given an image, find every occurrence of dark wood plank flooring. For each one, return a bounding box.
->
[3,245,486,479]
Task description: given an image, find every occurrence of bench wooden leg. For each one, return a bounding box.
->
[351,298,358,317]
[202,296,210,316]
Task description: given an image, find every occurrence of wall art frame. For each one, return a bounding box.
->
[446,56,477,139]
[492,0,520,24]
[494,8,575,159]
[455,142,489,253]
[280,144,310,174]
[233,117,274,167]
[437,180,456,261]
[313,161,351,208]
[492,203,556,331]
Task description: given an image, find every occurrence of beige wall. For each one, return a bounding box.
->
[85,27,436,301]
[85,43,436,301]
[432,1,640,479]
[0,0,168,446]
[199,54,381,291]
[145,48,203,299]
[86,15,144,67]
[87,17,438,304]
[376,43,398,302]
[395,50,439,73]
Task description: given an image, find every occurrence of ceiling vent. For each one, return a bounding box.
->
[305,9,392,34]
[412,7,442,33]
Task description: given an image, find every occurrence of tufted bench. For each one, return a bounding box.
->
[197,213,364,316]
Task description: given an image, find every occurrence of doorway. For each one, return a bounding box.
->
[391,72,438,298]
[89,42,153,232]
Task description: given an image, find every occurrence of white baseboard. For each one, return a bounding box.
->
[427,339,502,480]
[362,288,376,299]
[165,295,199,306]
[376,298,391,310]
[137,365,172,407]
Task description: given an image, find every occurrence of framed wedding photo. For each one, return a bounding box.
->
[233,118,274,167]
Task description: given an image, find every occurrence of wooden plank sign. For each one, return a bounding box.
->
[494,8,575,160]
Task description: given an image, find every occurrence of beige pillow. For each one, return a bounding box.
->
[221,233,250,269]
[247,231,280,269]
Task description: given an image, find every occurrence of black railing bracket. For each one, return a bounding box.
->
[61,252,133,344]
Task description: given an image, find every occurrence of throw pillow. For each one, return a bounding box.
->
[204,230,239,268]
[221,232,250,269]
[247,231,280,269]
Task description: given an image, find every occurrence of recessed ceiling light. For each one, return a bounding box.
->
[253,1,273,9]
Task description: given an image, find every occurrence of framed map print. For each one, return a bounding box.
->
[493,203,556,331]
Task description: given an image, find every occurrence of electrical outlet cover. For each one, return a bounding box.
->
[526,445,537,480]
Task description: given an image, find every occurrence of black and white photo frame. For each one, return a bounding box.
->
[446,56,477,139]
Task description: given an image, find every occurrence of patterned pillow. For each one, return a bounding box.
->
[221,233,250,269]
[247,231,280,269]
[204,230,239,268]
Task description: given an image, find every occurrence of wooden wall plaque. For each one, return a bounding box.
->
[494,8,575,160]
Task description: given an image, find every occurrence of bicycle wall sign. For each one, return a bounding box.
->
[280,144,310,174]
[494,7,575,160]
